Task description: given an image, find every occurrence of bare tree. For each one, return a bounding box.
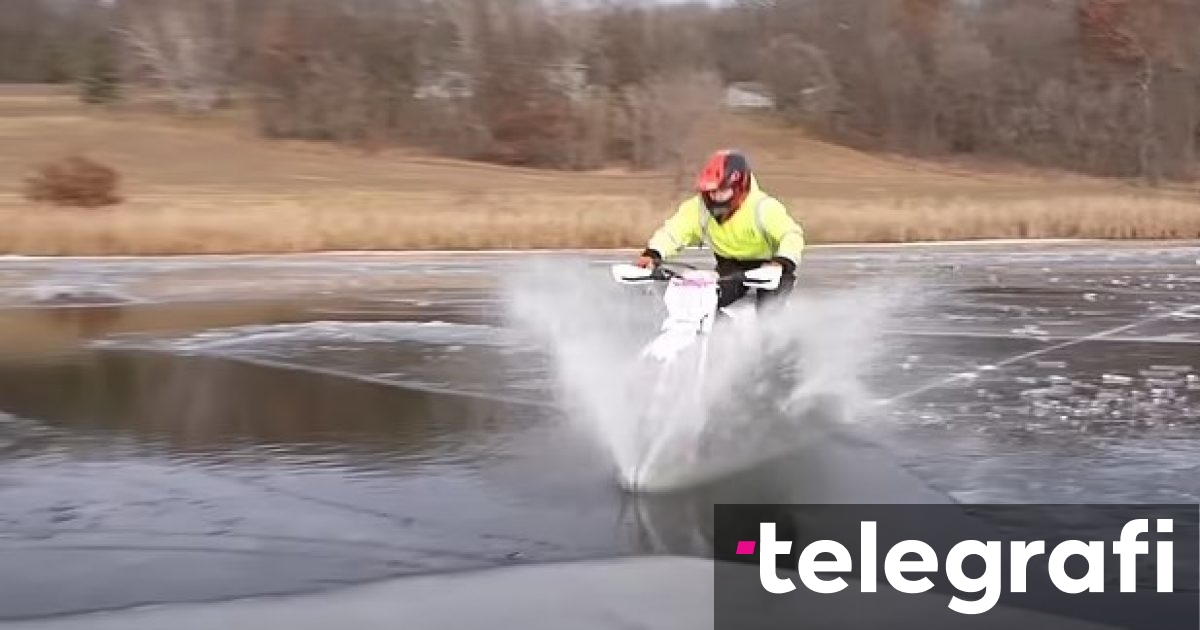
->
[931,13,993,151]
[759,34,840,126]
[1078,0,1200,182]
[0,0,113,84]
[0,0,1171,180]
[117,0,237,113]
[618,70,723,172]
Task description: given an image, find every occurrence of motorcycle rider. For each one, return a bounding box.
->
[635,149,805,309]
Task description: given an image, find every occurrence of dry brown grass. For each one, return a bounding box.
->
[0,192,660,255]
[804,195,1200,243]
[2,85,1199,254]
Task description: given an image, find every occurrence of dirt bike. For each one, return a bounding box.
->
[610,260,783,491]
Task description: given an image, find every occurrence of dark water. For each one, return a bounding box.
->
[0,244,1199,618]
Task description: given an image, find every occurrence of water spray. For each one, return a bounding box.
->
[501,258,908,493]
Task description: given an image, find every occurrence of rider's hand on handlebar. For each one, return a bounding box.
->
[718,270,746,297]
[635,249,662,269]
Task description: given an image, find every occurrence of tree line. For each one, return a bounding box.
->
[3,0,1198,182]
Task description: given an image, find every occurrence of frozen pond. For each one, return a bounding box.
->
[0,242,1197,619]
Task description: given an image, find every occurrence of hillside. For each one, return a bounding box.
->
[2,86,1198,255]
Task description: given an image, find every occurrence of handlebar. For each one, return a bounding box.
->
[651,261,702,277]
[612,261,781,289]
[644,263,687,282]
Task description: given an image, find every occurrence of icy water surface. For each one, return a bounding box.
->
[0,243,1199,618]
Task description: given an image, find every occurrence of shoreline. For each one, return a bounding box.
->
[2,238,1198,262]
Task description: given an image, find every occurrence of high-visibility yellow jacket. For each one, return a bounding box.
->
[647,175,805,268]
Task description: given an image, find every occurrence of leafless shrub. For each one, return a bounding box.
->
[24,155,123,208]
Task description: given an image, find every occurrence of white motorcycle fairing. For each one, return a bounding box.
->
[610,263,781,351]
[610,261,783,489]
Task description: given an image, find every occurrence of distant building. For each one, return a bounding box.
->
[415,70,775,113]
[414,63,590,102]
[413,71,474,101]
[545,62,590,102]
[724,82,775,110]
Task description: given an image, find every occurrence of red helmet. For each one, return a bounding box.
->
[695,149,752,221]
